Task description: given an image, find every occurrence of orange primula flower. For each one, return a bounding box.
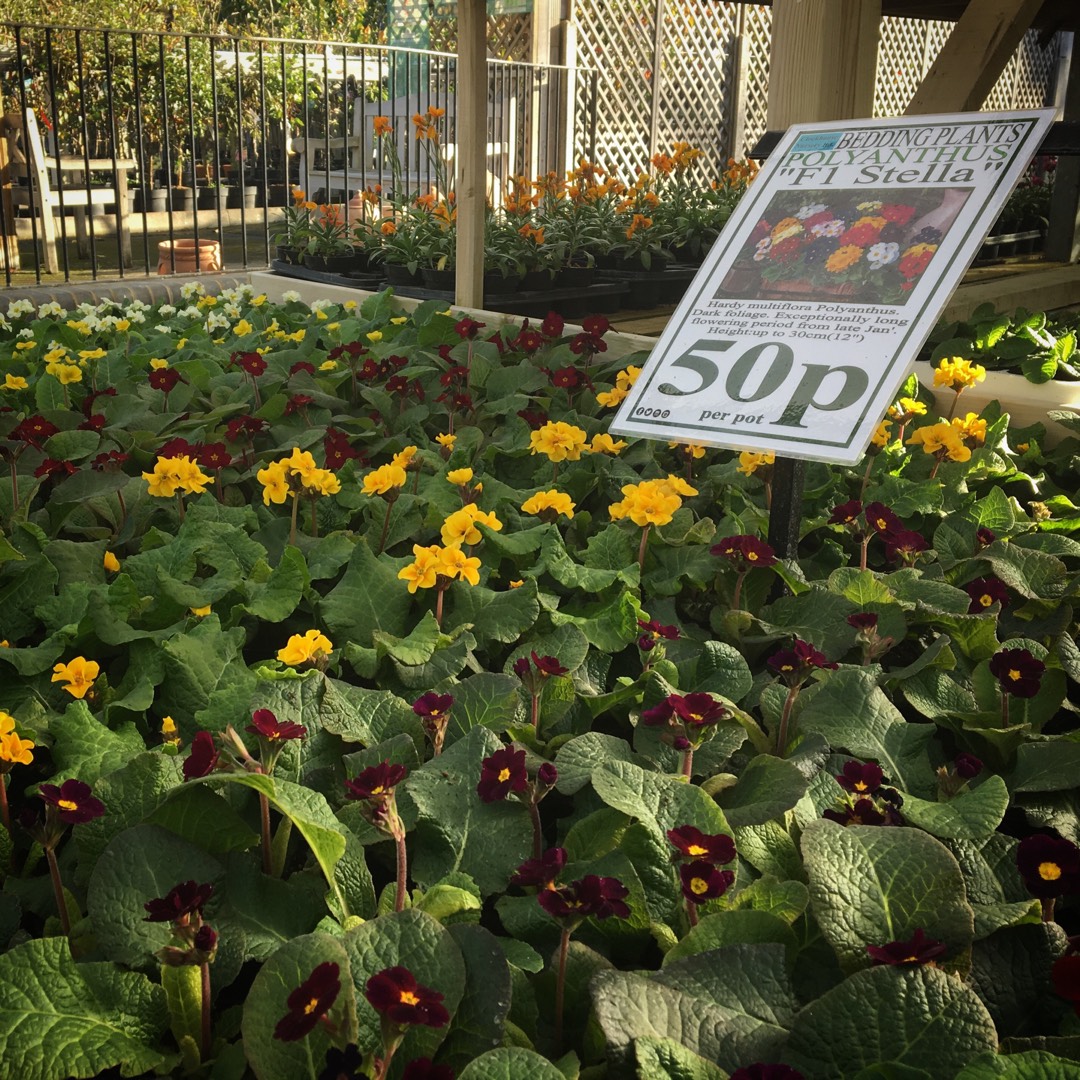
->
[373,116,393,136]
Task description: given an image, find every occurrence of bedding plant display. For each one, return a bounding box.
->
[2,283,1080,1078]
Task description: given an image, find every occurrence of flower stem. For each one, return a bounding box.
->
[200,961,212,1060]
[681,746,694,779]
[775,685,800,757]
[376,498,393,555]
[394,829,408,913]
[289,494,299,547]
[259,793,273,875]
[176,492,186,524]
[1042,897,1056,923]
[732,570,746,611]
[435,587,445,628]
[686,898,699,929]
[46,845,71,936]
[1001,693,1010,728]
[528,796,543,859]
[8,457,19,513]
[554,926,571,1055]
[0,774,9,837]
[310,497,318,538]
[530,691,540,734]
[637,524,651,572]
[859,455,874,499]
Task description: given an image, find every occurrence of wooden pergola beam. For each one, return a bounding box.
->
[905,0,1045,115]
[455,0,487,309]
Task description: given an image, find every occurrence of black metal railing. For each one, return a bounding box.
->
[0,24,598,285]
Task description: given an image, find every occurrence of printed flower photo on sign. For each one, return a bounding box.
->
[714,186,972,305]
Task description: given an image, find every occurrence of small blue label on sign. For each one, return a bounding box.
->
[791,132,843,152]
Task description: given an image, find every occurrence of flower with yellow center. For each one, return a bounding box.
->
[589,433,627,455]
[2,374,28,391]
[14,341,37,352]
[737,450,775,476]
[0,728,34,767]
[595,365,642,408]
[258,460,291,505]
[888,397,926,420]
[392,446,419,470]
[0,712,14,736]
[906,422,972,463]
[669,441,706,459]
[529,421,588,463]
[657,474,698,499]
[46,361,83,385]
[362,463,408,497]
[934,356,986,391]
[435,433,457,451]
[390,315,407,325]
[149,358,169,370]
[366,330,383,343]
[78,348,107,361]
[446,468,474,486]
[278,629,333,666]
[234,319,254,336]
[521,489,575,520]
[398,544,442,592]
[190,605,211,617]
[870,419,893,448]
[103,551,120,573]
[319,360,338,371]
[951,412,987,446]
[441,506,503,547]
[609,480,682,528]
[434,545,482,586]
[51,656,100,699]
[143,455,212,498]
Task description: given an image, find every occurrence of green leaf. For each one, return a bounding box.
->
[796,668,938,795]
[662,911,797,965]
[446,672,525,743]
[241,933,356,1080]
[405,726,533,896]
[899,775,1009,839]
[955,1051,1080,1079]
[445,580,541,645]
[784,966,997,1079]
[758,588,860,657]
[86,824,223,969]
[801,821,975,972]
[438,925,512,1071]
[1008,740,1080,793]
[48,701,145,785]
[555,732,652,795]
[342,909,466,1063]
[633,1037,729,1080]
[146,784,260,855]
[161,964,202,1053]
[236,545,309,622]
[550,588,645,651]
[716,754,808,827]
[457,1047,568,1079]
[727,877,810,924]
[321,540,412,647]
[591,760,733,840]
[0,936,168,1079]
[695,640,753,703]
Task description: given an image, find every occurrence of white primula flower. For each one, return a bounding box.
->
[795,203,828,220]
[866,242,900,270]
[6,300,33,318]
[281,290,302,303]
[36,302,66,319]
[158,304,177,317]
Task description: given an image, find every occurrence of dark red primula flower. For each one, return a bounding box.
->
[637,619,680,651]
[541,311,565,338]
[232,351,267,376]
[1016,833,1080,898]
[828,499,863,526]
[680,861,735,904]
[510,847,567,889]
[344,762,408,803]
[183,731,219,780]
[710,534,777,570]
[866,927,947,966]
[883,528,928,564]
[530,651,568,677]
[666,824,736,864]
[953,752,983,780]
[823,798,893,828]
[642,692,727,730]
[836,760,884,797]
[453,317,485,340]
[768,638,837,686]
[476,746,528,803]
[412,692,453,721]
[9,415,59,447]
[273,961,341,1041]
[538,874,630,922]
[847,612,879,632]
[965,576,1009,614]
[989,647,1046,699]
[246,708,307,742]
[863,501,903,534]
[37,779,104,824]
[364,966,450,1028]
[148,368,182,393]
[144,880,214,923]
[198,442,232,470]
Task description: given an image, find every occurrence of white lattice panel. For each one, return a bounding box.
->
[739,5,771,157]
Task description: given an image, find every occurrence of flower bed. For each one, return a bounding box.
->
[1,284,1080,1079]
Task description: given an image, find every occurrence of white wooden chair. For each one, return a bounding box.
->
[2,108,134,272]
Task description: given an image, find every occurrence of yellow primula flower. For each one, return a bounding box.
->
[888,396,926,420]
[907,422,972,462]
[103,551,121,573]
[160,716,180,747]
[589,433,627,455]
[149,358,169,370]
[319,360,338,371]
[390,316,408,325]
[609,480,682,528]
[521,489,576,520]
[446,468,474,486]
[142,455,212,498]
[0,712,14,736]
[529,420,588,463]
[234,319,254,336]
[51,656,100,699]
[434,545,482,586]
[277,628,333,666]
[2,374,28,391]
[0,730,35,767]
[509,580,524,588]
[257,460,291,505]
[669,441,706,459]
[78,348,107,361]
[46,361,83,385]
[657,474,698,498]
[934,356,986,391]
[596,365,642,408]
[870,420,893,447]
[737,450,775,476]
[366,330,383,343]
[392,445,419,470]
[398,544,442,592]
[14,341,37,351]
[190,605,211,617]
[435,433,457,450]
[362,463,408,497]
[952,412,987,446]
[441,506,502,547]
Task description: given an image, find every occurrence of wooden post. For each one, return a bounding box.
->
[766,0,880,130]
[1046,33,1080,264]
[904,0,1044,115]
[0,87,20,273]
[648,0,667,162]
[765,0,880,559]
[455,0,487,309]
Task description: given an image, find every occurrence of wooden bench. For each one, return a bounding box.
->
[1,108,134,273]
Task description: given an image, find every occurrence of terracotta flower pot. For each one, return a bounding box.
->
[157,239,222,275]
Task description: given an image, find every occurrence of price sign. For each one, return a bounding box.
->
[610,109,1056,465]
